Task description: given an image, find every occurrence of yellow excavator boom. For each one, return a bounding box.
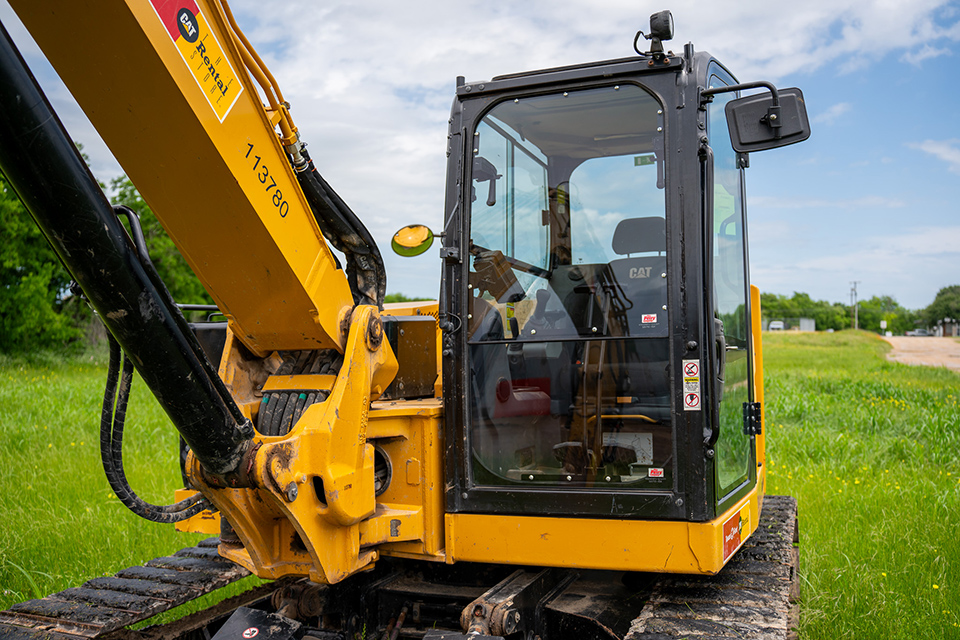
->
[10,0,353,355]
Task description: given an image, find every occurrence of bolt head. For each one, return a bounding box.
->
[285,482,298,502]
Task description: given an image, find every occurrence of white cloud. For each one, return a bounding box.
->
[3,0,959,299]
[813,102,852,125]
[910,139,960,174]
[751,226,960,308]
[901,43,952,65]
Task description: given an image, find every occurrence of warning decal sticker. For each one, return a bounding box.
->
[150,0,243,122]
[682,359,700,411]
[722,505,750,562]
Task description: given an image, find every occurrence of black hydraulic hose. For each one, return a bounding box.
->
[296,147,386,307]
[108,349,207,514]
[0,22,251,478]
[101,336,210,522]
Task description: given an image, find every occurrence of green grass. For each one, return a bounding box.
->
[0,347,259,617]
[0,333,957,637]
[762,331,960,638]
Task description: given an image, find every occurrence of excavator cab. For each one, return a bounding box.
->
[439,27,810,530]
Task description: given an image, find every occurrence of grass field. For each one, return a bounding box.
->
[0,332,958,637]
[0,348,260,622]
[762,331,960,638]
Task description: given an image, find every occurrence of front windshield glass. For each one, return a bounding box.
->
[466,84,671,490]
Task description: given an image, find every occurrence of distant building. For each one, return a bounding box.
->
[934,321,959,337]
[762,318,816,332]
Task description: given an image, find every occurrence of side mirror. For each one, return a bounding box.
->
[725,87,810,153]
[391,224,436,257]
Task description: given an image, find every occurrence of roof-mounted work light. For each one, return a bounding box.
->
[635,10,674,62]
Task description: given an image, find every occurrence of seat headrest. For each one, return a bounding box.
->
[611,217,666,255]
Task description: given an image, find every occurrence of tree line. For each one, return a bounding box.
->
[2,165,958,351]
[1,170,216,353]
[761,288,960,334]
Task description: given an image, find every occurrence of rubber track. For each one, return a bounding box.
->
[0,539,249,640]
[0,498,798,640]
[626,495,800,640]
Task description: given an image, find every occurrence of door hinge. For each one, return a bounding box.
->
[743,401,762,436]
[440,246,460,263]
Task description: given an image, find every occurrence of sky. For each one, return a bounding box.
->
[1,0,959,310]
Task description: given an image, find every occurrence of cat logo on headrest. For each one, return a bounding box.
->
[629,266,652,279]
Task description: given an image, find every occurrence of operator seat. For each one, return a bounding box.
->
[606,216,670,421]
[607,216,667,337]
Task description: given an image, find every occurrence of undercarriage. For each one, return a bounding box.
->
[0,497,797,640]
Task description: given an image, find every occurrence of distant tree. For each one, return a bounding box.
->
[110,177,212,305]
[922,285,960,328]
[759,291,850,331]
[856,295,917,334]
[0,171,83,352]
[384,292,434,304]
[0,152,213,352]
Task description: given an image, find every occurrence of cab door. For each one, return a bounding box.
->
[706,65,756,511]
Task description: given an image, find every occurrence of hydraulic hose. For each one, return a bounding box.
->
[296,147,386,308]
[101,336,211,523]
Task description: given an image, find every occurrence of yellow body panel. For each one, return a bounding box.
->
[751,284,767,503]
[445,492,758,574]
[366,399,446,560]
[9,0,352,354]
[262,374,336,392]
[174,489,220,535]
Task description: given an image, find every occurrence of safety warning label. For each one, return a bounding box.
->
[150,0,243,122]
[722,505,750,561]
[682,359,700,411]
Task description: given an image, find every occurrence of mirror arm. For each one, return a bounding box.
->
[701,80,779,105]
[701,81,782,138]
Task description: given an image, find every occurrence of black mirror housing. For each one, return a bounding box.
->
[725,87,810,153]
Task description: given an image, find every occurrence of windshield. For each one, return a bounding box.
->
[466,84,671,490]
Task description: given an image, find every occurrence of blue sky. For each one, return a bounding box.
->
[2,0,958,310]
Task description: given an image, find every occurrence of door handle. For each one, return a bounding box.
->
[715,316,726,402]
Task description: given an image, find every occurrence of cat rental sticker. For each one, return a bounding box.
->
[150,0,243,122]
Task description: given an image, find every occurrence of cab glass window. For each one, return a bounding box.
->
[466,85,672,491]
[708,70,753,502]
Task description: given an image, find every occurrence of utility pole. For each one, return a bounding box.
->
[850,281,860,330]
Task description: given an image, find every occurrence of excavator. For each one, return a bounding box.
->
[0,2,810,639]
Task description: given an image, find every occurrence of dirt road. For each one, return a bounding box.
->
[882,336,960,372]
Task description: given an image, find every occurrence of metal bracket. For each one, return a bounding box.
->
[743,401,762,436]
[761,104,782,138]
[461,568,572,637]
